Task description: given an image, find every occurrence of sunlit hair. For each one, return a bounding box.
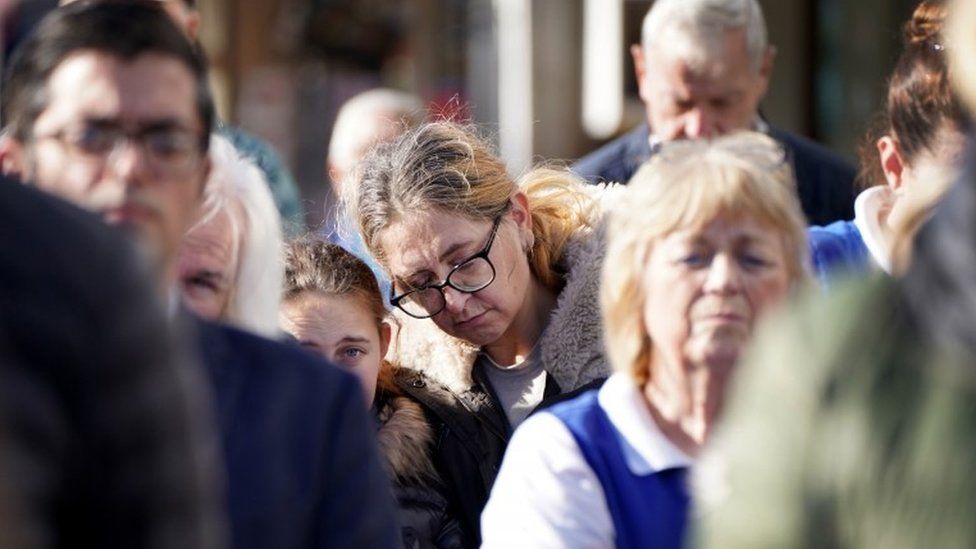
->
[193,135,283,337]
[283,238,395,394]
[642,0,768,72]
[345,121,598,289]
[601,131,809,385]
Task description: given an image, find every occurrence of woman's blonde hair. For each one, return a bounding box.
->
[601,131,810,385]
[344,121,597,289]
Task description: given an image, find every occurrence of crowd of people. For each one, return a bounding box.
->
[0,0,974,547]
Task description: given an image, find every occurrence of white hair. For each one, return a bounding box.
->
[195,134,284,338]
[642,0,768,71]
[327,88,424,178]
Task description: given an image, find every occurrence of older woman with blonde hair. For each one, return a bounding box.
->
[345,121,609,546]
[480,131,809,548]
[177,134,284,337]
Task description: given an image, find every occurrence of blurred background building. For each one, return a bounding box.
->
[2,0,920,230]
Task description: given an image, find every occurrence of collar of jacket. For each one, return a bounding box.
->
[375,393,440,484]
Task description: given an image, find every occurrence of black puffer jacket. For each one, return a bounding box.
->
[395,367,562,548]
[375,390,464,549]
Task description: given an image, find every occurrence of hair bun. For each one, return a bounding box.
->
[905,0,947,46]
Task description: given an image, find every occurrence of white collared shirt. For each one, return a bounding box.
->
[851,186,894,274]
[480,373,693,548]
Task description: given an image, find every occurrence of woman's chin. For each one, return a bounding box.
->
[689,336,747,370]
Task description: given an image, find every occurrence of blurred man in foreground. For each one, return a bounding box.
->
[0,2,398,547]
[0,173,222,548]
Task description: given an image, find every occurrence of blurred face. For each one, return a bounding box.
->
[177,209,239,320]
[14,51,208,275]
[635,28,771,141]
[378,204,534,346]
[642,214,791,373]
[280,293,389,406]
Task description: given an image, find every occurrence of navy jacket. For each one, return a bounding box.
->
[572,123,857,226]
[0,180,221,548]
[188,317,400,549]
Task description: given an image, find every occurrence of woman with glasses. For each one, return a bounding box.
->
[481,132,809,548]
[344,121,611,546]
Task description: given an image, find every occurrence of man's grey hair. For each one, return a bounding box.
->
[193,134,284,338]
[642,0,769,71]
[328,88,424,178]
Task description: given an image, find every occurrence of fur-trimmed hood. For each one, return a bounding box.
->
[375,393,438,484]
[390,214,611,395]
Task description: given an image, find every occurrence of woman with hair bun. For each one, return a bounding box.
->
[809,0,968,283]
[344,121,611,546]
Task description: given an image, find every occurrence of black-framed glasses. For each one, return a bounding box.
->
[33,122,205,178]
[390,216,502,319]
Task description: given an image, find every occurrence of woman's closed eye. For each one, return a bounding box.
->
[738,247,776,269]
[678,251,710,268]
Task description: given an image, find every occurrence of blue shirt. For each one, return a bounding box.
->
[551,391,689,549]
[808,220,870,287]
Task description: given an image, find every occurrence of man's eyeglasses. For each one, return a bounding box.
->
[33,122,205,178]
[390,216,502,319]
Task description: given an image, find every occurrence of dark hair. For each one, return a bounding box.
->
[856,0,968,189]
[1,0,213,149]
[283,237,386,327]
[283,237,396,399]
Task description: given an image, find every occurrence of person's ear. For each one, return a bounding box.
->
[631,44,651,103]
[509,191,536,253]
[510,191,533,228]
[878,135,906,194]
[184,10,201,41]
[756,46,776,100]
[379,321,392,359]
[0,133,27,180]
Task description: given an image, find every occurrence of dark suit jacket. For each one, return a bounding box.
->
[185,316,399,549]
[0,179,222,548]
[572,123,857,225]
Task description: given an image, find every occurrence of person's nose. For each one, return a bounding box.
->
[441,286,471,315]
[703,254,742,294]
[685,108,717,139]
[106,137,152,187]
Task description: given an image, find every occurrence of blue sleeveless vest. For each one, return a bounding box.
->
[550,391,689,549]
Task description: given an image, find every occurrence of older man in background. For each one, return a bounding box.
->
[573,0,856,225]
[0,2,397,547]
[324,87,424,298]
